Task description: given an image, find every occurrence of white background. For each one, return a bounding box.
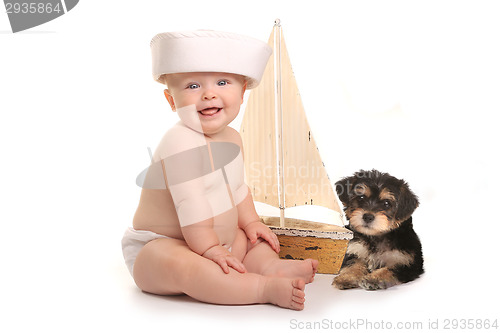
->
[1,1,499,332]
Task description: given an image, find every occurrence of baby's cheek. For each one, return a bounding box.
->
[176,104,204,133]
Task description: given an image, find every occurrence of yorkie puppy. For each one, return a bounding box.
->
[332,170,423,290]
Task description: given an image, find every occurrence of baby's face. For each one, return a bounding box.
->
[165,72,246,135]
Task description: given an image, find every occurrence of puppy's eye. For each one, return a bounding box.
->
[358,195,366,201]
[383,200,392,208]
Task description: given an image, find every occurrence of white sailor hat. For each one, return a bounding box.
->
[150,30,272,89]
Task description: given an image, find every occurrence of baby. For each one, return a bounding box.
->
[122,30,318,310]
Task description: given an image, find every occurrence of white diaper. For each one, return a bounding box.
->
[121,227,234,276]
[121,227,170,276]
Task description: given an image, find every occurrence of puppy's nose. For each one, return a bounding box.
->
[362,213,375,223]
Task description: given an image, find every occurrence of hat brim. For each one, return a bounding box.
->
[151,31,272,89]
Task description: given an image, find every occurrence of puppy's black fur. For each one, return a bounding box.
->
[333,170,423,290]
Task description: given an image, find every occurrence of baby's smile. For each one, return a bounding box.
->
[198,107,222,117]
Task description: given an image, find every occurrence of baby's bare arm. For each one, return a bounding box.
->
[237,191,280,253]
[181,219,246,274]
[236,189,261,229]
[181,218,219,255]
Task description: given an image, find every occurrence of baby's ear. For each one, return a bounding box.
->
[395,181,419,221]
[164,89,176,111]
[335,176,355,206]
[240,81,248,103]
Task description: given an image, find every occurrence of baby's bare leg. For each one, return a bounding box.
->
[132,238,306,310]
[242,241,318,283]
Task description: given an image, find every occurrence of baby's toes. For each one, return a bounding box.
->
[291,279,306,304]
[292,278,305,292]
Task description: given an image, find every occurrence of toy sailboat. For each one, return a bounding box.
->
[240,20,353,274]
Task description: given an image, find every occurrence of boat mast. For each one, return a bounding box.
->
[274,19,286,228]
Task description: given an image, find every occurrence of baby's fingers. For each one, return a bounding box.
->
[213,257,230,274]
[261,231,280,253]
[247,230,258,244]
[270,232,280,252]
[227,256,247,274]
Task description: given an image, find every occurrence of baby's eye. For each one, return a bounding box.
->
[217,80,228,86]
[187,83,200,89]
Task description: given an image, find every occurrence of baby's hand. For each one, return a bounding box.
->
[244,221,280,253]
[202,245,247,274]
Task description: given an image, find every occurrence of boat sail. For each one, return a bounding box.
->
[240,20,352,274]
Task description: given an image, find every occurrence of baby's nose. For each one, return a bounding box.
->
[202,90,217,100]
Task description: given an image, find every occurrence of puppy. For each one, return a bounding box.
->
[332,169,423,290]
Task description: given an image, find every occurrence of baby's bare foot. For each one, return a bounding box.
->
[263,277,306,310]
[262,258,318,283]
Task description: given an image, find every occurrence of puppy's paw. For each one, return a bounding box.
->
[359,277,389,290]
[359,270,398,291]
[332,275,360,290]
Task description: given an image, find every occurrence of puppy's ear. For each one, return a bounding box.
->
[335,176,355,206]
[395,181,419,221]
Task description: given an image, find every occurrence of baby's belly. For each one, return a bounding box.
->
[212,206,239,247]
